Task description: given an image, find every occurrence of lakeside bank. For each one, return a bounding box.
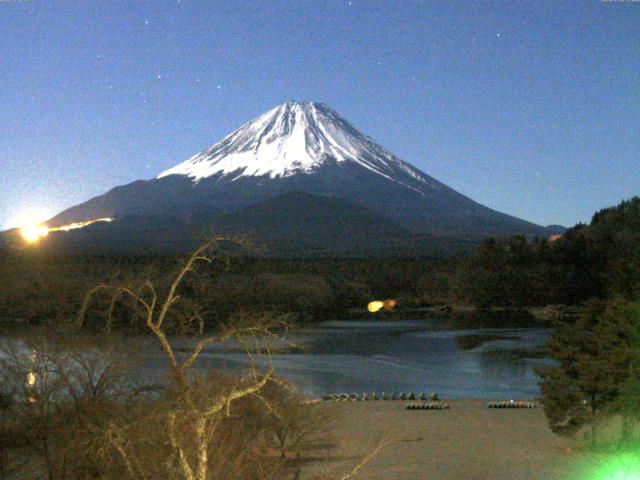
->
[306,400,613,480]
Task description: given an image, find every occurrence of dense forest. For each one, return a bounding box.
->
[455,196,640,307]
[530,197,640,447]
[1,197,638,328]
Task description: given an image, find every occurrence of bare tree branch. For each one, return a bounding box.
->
[338,438,392,480]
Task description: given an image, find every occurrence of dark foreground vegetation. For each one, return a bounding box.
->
[532,197,640,449]
[0,197,638,478]
[0,242,342,480]
[1,331,330,480]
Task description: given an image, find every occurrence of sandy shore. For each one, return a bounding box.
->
[305,400,598,480]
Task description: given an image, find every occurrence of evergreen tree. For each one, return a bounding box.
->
[537,300,629,446]
[601,300,640,443]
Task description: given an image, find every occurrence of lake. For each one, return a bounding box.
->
[1,319,554,400]
[188,319,554,400]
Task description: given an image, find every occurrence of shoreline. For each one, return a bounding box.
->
[306,400,591,480]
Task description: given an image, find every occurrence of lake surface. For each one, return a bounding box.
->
[191,319,554,400]
[2,319,554,400]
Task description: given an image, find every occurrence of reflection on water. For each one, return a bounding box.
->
[195,320,554,400]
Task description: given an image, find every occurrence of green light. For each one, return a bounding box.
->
[581,452,640,480]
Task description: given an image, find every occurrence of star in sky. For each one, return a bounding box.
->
[0,0,636,229]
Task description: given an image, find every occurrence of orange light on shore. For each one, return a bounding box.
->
[368,299,397,313]
[383,299,397,310]
[367,301,385,313]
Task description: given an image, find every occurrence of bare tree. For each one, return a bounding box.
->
[77,237,294,480]
[257,380,330,461]
[0,390,15,480]
[0,333,134,480]
[1,237,390,480]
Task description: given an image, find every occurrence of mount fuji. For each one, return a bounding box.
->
[32,101,560,255]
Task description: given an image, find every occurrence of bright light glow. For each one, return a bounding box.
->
[9,209,51,243]
[54,217,113,231]
[367,298,398,313]
[368,301,385,313]
[572,452,640,480]
[21,224,49,243]
[26,371,36,388]
[590,458,640,480]
[5,208,53,230]
[383,299,397,310]
[18,216,114,244]
[367,299,397,313]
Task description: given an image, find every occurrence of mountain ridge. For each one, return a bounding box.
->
[35,101,565,254]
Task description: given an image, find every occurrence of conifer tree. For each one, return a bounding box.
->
[601,300,640,443]
[537,300,629,446]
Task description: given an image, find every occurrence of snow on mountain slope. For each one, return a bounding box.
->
[41,100,557,245]
[157,101,435,194]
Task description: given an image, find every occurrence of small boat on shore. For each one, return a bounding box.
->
[487,400,537,408]
[406,401,450,410]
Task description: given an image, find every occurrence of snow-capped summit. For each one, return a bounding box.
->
[157,101,429,189]
[45,100,557,250]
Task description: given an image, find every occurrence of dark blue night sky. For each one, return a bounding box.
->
[1,0,638,228]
